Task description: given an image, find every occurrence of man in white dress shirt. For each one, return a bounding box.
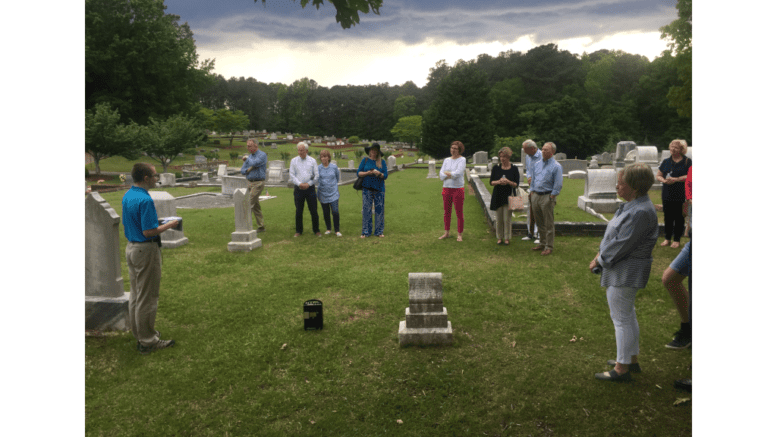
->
[289,142,320,237]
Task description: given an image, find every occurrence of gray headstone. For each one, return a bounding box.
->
[194,155,207,164]
[267,160,285,185]
[615,141,637,164]
[85,193,124,298]
[426,160,437,178]
[398,273,453,346]
[557,159,589,176]
[569,170,587,179]
[348,160,355,169]
[201,173,209,183]
[228,188,262,252]
[577,169,621,214]
[387,156,397,170]
[473,151,488,165]
[554,153,567,161]
[150,191,188,248]
[635,146,658,164]
[159,173,175,187]
[217,164,227,181]
[85,193,129,331]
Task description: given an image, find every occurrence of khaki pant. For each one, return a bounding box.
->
[126,242,162,347]
[494,204,512,241]
[530,193,556,250]
[248,180,265,230]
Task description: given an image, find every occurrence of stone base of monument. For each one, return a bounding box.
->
[228,230,262,252]
[85,293,130,331]
[398,273,453,346]
[398,321,453,346]
[161,234,189,249]
[578,196,621,214]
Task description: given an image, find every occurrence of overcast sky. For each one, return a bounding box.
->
[165,0,679,88]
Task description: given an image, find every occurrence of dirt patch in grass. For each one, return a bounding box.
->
[263,240,293,249]
[346,309,376,322]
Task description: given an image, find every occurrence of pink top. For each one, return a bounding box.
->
[685,166,692,200]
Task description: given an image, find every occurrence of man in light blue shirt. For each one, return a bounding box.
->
[522,139,542,241]
[529,142,563,255]
[241,139,268,232]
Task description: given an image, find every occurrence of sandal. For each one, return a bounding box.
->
[595,369,632,382]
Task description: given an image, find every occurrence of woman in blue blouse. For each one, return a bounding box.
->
[317,149,341,236]
[589,163,658,382]
[357,143,388,238]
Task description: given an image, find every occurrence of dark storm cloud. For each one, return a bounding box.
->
[167,0,678,48]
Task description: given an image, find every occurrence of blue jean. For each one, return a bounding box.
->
[361,189,384,236]
[294,186,320,234]
[321,199,340,232]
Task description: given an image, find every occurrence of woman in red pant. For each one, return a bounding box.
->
[439,141,467,242]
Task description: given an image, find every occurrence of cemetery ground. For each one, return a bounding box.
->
[85,138,424,177]
[86,169,691,436]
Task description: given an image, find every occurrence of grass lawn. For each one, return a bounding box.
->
[86,169,691,436]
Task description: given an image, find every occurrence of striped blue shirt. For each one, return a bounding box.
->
[530,157,563,195]
[597,195,658,288]
[317,163,340,203]
[525,149,542,187]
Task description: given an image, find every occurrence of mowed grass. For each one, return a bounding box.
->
[86,169,691,437]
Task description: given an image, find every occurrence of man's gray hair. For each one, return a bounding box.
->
[544,142,557,153]
[522,139,537,150]
[247,138,258,147]
[297,141,309,151]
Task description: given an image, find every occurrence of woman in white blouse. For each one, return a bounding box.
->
[438,141,467,242]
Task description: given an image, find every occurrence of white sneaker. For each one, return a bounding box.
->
[324,230,331,235]
[521,236,531,241]
[534,239,540,244]
[336,232,342,237]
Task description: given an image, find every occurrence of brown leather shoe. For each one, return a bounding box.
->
[541,249,553,256]
[532,245,544,251]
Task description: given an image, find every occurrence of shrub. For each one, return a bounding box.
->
[175,172,182,179]
[348,135,360,144]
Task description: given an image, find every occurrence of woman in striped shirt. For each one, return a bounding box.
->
[589,163,659,382]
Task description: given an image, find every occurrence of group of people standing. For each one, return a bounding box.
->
[121,137,691,377]
[588,140,692,386]
[484,140,562,256]
[240,140,344,238]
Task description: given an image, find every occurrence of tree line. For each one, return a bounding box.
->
[197,41,690,160]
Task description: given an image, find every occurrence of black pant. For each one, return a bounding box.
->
[294,187,320,234]
[663,200,685,242]
[321,201,340,233]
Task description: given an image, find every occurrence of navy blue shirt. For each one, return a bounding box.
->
[658,156,691,202]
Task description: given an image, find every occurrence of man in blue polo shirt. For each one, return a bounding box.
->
[122,163,179,355]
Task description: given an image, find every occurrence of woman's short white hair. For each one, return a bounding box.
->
[297,141,309,151]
